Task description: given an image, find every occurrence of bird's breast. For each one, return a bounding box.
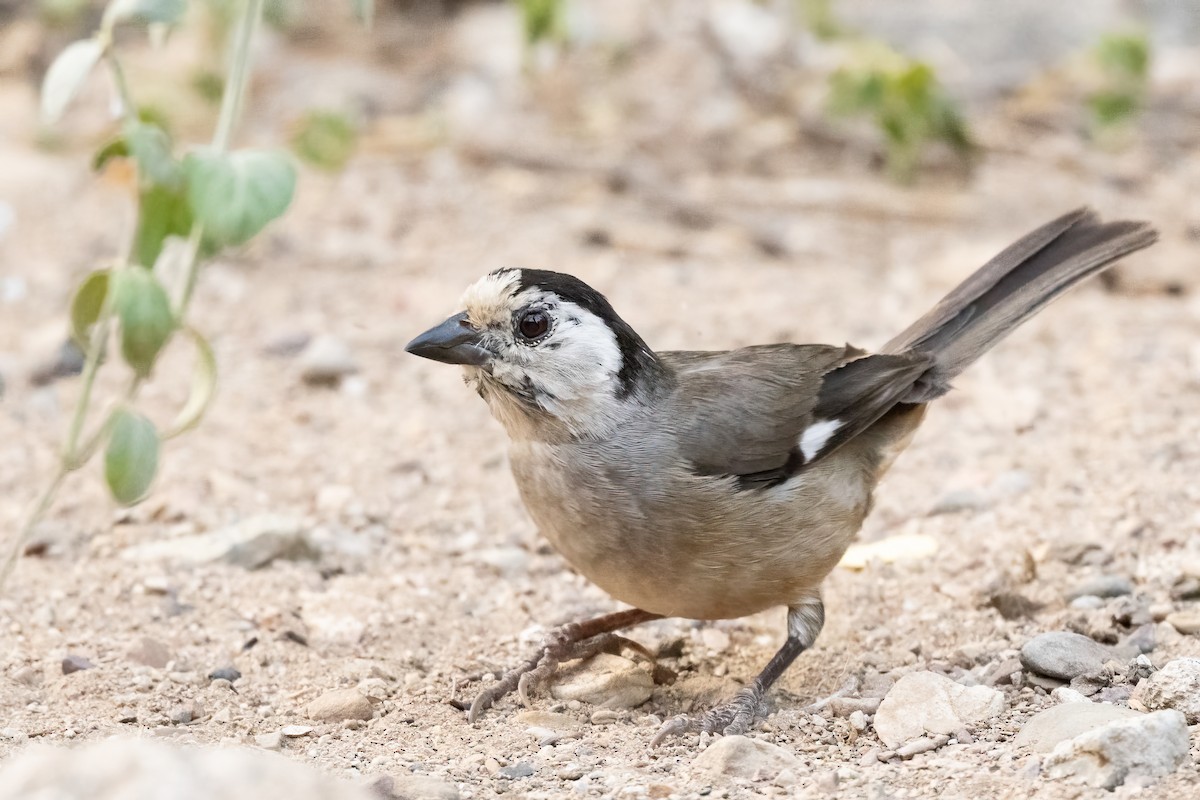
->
[507,439,873,620]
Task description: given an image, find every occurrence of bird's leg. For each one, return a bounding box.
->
[652,592,825,745]
[467,608,663,722]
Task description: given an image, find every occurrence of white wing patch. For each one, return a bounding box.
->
[799,418,843,461]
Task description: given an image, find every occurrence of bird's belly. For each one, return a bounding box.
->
[509,443,871,620]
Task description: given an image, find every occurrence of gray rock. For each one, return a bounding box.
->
[307,688,375,722]
[208,666,241,682]
[0,737,376,799]
[1067,575,1133,600]
[1131,658,1200,723]
[873,671,1005,748]
[497,762,534,779]
[167,704,193,725]
[29,339,85,387]
[61,654,94,674]
[1014,703,1142,753]
[299,335,358,387]
[928,488,991,516]
[1020,632,1114,680]
[1044,710,1189,789]
[549,653,653,709]
[122,514,314,569]
[692,735,800,780]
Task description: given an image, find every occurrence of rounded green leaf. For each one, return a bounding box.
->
[125,120,182,189]
[163,327,217,439]
[184,149,296,247]
[41,38,104,124]
[104,409,159,506]
[113,267,176,376]
[69,269,111,347]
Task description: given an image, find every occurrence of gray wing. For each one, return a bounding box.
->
[661,344,932,489]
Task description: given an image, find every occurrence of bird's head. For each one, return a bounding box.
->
[406,269,665,439]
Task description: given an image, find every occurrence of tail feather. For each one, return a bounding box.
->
[884,208,1157,403]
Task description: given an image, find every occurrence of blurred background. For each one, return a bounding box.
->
[0,1,1199,797]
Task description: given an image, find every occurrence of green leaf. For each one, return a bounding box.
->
[104,0,187,27]
[184,149,296,247]
[124,119,182,188]
[163,326,217,439]
[518,0,563,44]
[350,0,373,28]
[134,183,193,268]
[69,269,111,347]
[291,110,358,171]
[40,38,104,124]
[93,137,130,171]
[104,409,159,505]
[112,267,176,375]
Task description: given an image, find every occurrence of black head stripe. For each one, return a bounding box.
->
[504,268,664,398]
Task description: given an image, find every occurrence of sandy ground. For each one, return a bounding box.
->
[1,3,1200,798]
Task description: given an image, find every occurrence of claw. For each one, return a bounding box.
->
[651,687,765,745]
[651,714,695,746]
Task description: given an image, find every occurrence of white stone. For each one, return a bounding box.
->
[1044,710,1189,789]
[306,689,375,722]
[873,671,1005,748]
[121,514,312,569]
[0,737,375,799]
[549,653,653,709]
[1014,703,1142,753]
[1131,658,1200,723]
[692,735,800,781]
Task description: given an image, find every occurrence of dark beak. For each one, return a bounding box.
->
[405,312,492,366]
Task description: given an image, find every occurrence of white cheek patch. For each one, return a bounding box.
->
[799,418,843,461]
[523,298,623,403]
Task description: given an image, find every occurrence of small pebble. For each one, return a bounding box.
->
[167,705,193,725]
[254,731,283,751]
[307,688,375,722]
[1067,576,1133,601]
[848,709,867,731]
[1020,632,1114,681]
[1051,687,1090,704]
[61,655,94,675]
[299,335,358,387]
[1164,610,1200,635]
[208,666,241,682]
[281,725,314,737]
[896,734,949,759]
[498,762,535,779]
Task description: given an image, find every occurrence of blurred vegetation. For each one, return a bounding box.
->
[1087,30,1150,134]
[3,0,366,588]
[291,110,359,171]
[516,0,564,47]
[828,47,972,182]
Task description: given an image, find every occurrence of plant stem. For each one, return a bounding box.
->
[213,0,265,153]
[3,0,269,591]
[0,468,67,589]
[106,51,137,121]
[177,0,263,318]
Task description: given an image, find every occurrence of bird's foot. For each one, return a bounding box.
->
[467,630,653,722]
[651,687,764,746]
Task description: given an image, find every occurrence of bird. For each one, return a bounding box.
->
[404,208,1156,743]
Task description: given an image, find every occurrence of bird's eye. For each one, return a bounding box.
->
[517,310,550,342]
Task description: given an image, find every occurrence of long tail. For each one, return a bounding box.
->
[883,208,1157,403]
